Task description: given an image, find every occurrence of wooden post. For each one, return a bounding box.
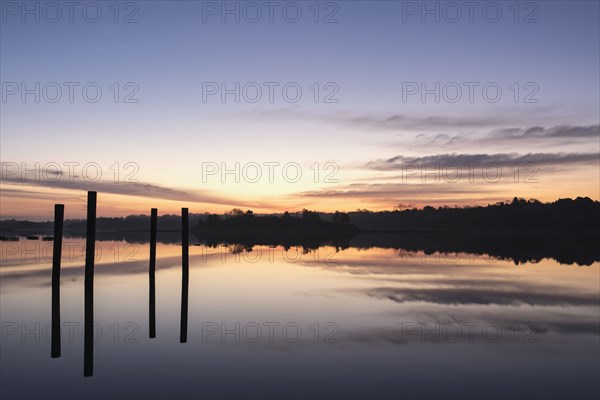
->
[51,204,64,358]
[149,208,157,339]
[84,191,96,377]
[180,208,189,343]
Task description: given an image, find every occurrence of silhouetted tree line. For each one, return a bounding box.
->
[1,198,598,234]
[2,199,598,265]
[0,214,202,232]
[195,209,354,232]
[349,197,600,231]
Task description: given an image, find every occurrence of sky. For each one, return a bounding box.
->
[1,0,599,220]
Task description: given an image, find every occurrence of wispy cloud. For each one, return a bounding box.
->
[0,176,309,213]
[2,175,199,201]
[415,124,600,148]
[242,108,514,130]
[289,181,506,209]
[295,182,500,199]
[491,125,599,140]
[366,152,599,171]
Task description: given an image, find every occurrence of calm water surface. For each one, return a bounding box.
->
[1,237,598,399]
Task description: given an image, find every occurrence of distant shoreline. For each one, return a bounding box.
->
[2,197,599,233]
[2,227,599,235]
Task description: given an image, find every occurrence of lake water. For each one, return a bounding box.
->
[1,235,599,399]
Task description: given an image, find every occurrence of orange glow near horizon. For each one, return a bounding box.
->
[2,167,599,221]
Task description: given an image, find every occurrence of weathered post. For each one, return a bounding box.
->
[180,208,189,343]
[51,204,64,358]
[149,208,157,338]
[84,191,96,377]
